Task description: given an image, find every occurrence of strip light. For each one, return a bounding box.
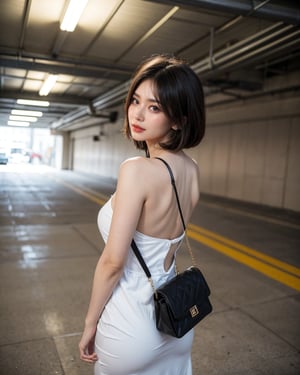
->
[60,0,88,32]
[17,99,50,107]
[7,120,30,127]
[39,74,58,96]
[11,109,43,117]
[9,115,38,122]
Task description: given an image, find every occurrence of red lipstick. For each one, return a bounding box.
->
[131,124,145,133]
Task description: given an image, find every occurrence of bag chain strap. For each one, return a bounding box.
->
[131,157,198,296]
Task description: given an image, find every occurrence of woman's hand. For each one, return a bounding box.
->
[79,324,99,363]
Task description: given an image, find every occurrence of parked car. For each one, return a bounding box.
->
[0,149,9,164]
[9,148,26,163]
[9,148,42,164]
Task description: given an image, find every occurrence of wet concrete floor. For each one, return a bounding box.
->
[0,163,299,374]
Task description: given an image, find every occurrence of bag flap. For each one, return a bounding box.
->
[156,267,211,319]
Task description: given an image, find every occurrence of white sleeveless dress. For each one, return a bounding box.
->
[94,197,194,375]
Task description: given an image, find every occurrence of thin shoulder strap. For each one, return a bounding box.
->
[131,157,189,279]
[155,157,186,231]
[155,158,197,268]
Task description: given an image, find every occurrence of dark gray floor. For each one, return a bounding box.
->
[0,163,299,375]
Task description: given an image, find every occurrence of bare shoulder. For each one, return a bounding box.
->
[118,157,157,189]
[119,156,152,177]
[183,154,200,177]
[192,157,200,180]
[183,154,200,203]
[189,156,199,169]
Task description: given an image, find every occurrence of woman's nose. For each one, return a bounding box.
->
[133,106,144,121]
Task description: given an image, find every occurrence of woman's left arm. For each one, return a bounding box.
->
[79,158,147,363]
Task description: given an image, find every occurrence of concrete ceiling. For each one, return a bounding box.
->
[0,0,299,131]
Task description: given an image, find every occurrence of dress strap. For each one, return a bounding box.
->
[155,157,186,231]
[131,156,197,286]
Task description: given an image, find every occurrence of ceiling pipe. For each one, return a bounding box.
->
[93,81,130,110]
[193,24,299,74]
[52,102,120,129]
[210,23,289,60]
[88,103,119,122]
[192,22,292,71]
[52,23,300,129]
[214,30,300,73]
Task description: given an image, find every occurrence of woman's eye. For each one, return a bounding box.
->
[131,97,138,104]
[150,105,160,112]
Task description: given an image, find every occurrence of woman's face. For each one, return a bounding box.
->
[128,79,176,147]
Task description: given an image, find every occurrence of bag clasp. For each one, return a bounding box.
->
[189,305,199,318]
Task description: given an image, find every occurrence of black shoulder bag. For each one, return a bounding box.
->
[131,157,212,338]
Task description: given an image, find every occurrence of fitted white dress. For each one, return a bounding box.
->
[94,197,193,375]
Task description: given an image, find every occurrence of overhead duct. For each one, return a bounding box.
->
[52,82,129,129]
[193,22,300,74]
[52,104,119,130]
[88,103,118,123]
[93,81,130,110]
[52,22,300,130]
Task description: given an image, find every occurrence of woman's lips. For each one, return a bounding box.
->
[131,124,145,133]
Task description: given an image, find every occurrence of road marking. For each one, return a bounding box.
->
[187,226,300,292]
[188,223,300,278]
[52,176,300,291]
[52,177,106,206]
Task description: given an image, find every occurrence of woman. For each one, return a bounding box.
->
[79,54,205,374]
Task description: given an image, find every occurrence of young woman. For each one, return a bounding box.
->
[79,54,205,374]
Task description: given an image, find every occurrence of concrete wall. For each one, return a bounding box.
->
[70,74,300,212]
[70,117,141,178]
[192,112,300,211]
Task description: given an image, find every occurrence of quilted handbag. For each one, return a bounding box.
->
[154,266,212,338]
[131,157,213,338]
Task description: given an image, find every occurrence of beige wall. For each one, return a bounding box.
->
[193,113,300,211]
[70,116,141,178]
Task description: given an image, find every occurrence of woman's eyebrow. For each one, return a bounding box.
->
[133,91,160,104]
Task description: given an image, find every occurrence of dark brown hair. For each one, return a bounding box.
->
[124,54,205,154]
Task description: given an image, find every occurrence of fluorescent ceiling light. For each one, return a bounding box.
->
[8,120,30,127]
[39,74,58,96]
[60,0,88,32]
[11,109,43,117]
[17,99,50,107]
[9,115,38,122]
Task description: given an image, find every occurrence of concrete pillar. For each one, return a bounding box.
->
[61,132,70,170]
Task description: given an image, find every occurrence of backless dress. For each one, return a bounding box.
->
[94,197,193,375]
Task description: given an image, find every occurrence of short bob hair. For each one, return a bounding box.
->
[124,54,205,154]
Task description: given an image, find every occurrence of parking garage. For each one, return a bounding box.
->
[0,1,300,374]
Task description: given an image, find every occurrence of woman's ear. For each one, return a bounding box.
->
[171,116,186,131]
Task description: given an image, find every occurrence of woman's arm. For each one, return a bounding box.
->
[78,251,125,362]
[79,158,147,362]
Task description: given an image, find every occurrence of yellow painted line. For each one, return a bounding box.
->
[187,228,300,292]
[50,175,300,291]
[52,177,106,206]
[188,223,300,278]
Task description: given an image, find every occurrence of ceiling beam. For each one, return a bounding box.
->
[146,0,300,25]
[0,91,90,105]
[0,56,132,81]
[18,0,32,50]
